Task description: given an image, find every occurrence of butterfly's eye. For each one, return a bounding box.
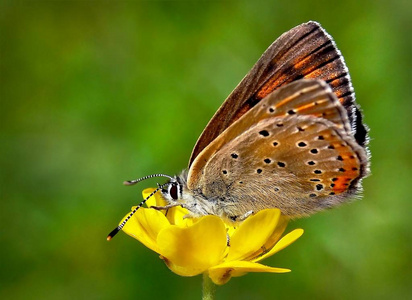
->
[168,183,179,200]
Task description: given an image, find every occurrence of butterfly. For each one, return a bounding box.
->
[108,21,369,240]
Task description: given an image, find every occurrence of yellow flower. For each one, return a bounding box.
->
[120,188,303,285]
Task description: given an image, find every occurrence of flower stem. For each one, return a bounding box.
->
[202,272,216,300]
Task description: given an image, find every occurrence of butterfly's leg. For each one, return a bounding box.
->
[237,210,254,221]
[182,212,198,219]
[151,203,182,210]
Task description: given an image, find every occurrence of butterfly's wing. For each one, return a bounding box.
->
[189,21,367,167]
[189,80,359,183]
[187,80,369,218]
[197,115,367,218]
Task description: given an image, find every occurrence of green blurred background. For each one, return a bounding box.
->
[1,1,410,299]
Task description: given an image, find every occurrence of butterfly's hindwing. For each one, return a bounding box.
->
[196,115,367,218]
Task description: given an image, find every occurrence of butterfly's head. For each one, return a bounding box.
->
[161,171,215,217]
[161,179,180,202]
[160,172,188,204]
[107,173,179,241]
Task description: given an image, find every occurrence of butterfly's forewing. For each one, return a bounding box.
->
[189,21,367,167]
[188,80,357,185]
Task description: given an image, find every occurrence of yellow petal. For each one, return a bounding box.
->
[225,223,237,238]
[142,188,193,226]
[157,215,227,276]
[253,228,304,262]
[160,257,201,277]
[227,209,281,261]
[121,207,170,254]
[143,188,167,208]
[208,260,290,285]
[164,205,193,227]
[245,214,288,261]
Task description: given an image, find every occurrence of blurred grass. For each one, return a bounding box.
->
[0,1,410,299]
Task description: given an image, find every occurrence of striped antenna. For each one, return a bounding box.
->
[107,183,168,241]
[123,173,174,186]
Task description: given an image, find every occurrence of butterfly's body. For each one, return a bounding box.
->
[108,21,370,239]
[162,80,368,221]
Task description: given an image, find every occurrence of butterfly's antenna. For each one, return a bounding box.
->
[123,173,174,186]
[106,184,168,241]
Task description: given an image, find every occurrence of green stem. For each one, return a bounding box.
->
[202,272,216,300]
